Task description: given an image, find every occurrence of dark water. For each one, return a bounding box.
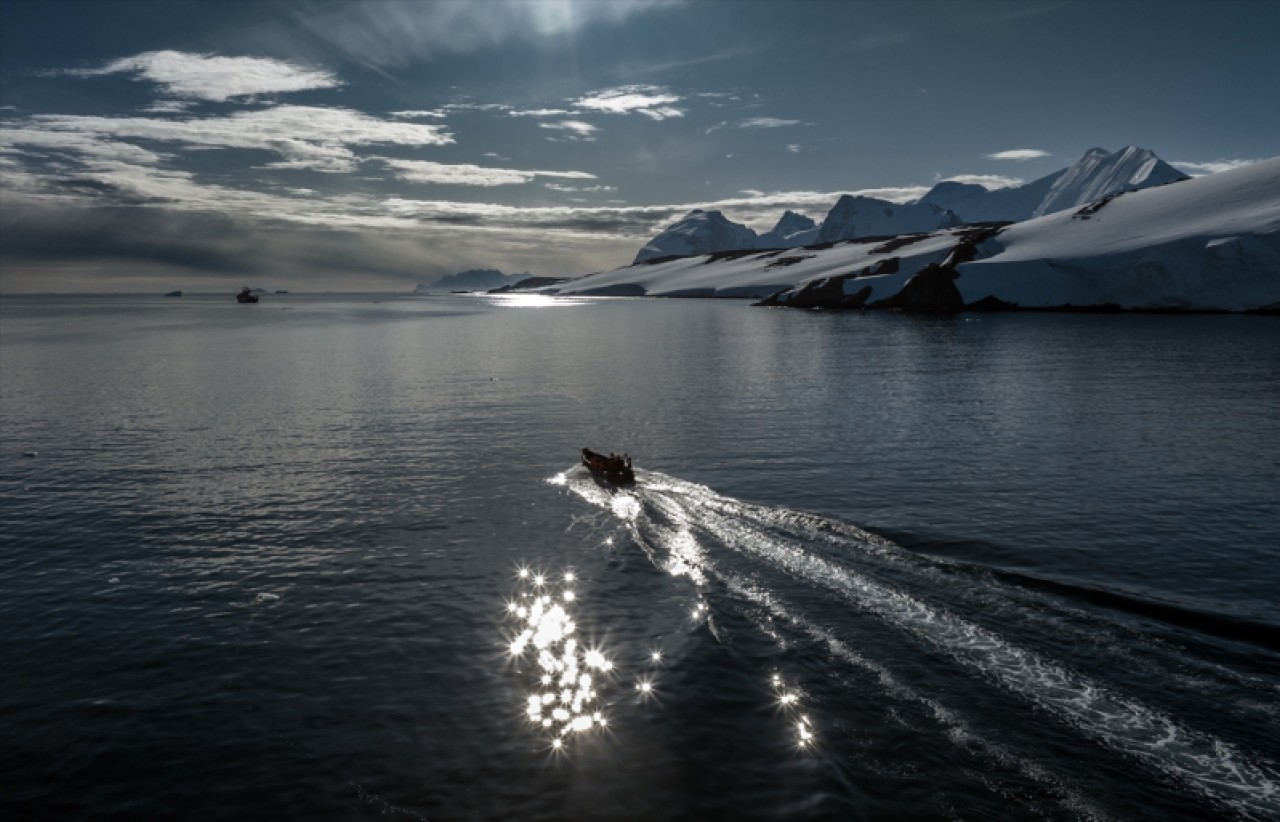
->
[2,293,1278,821]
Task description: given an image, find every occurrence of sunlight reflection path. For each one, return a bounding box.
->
[506,565,612,751]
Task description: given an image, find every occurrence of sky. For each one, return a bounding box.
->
[1,0,1277,292]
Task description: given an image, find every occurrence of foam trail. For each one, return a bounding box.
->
[561,469,1280,819]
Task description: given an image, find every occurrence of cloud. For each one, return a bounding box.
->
[787,144,801,154]
[441,102,511,113]
[508,108,572,117]
[573,85,683,119]
[942,174,1023,189]
[1171,158,1262,176]
[983,149,1051,161]
[141,100,196,114]
[0,127,170,168]
[13,106,454,173]
[378,157,596,186]
[539,120,599,141]
[69,51,341,102]
[544,183,617,193]
[389,109,447,119]
[740,117,804,129]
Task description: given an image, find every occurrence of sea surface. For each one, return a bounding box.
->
[2,293,1278,821]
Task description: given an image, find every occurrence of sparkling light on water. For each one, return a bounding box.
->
[772,672,816,750]
[506,565,613,751]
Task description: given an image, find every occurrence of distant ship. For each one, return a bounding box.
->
[236,287,259,303]
[164,290,182,297]
[275,289,288,294]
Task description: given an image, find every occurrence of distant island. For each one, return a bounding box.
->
[414,268,533,294]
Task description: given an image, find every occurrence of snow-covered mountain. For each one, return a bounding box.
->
[1034,146,1188,216]
[634,209,762,263]
[920,146,1188,223]
[817,195,961,242]
[634,196,958,263]
[552,158,1280,311]
[758,210,819,248]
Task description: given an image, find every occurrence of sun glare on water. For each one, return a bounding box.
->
[506,565,613,751]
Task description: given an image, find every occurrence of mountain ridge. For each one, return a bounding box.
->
[633,146,1191,264]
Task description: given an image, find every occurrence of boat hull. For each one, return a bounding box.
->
[581,449,635,486]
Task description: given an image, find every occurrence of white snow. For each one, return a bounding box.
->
[957,156,1280,310]
[554,158,1280,311]
[919,146,1189,224]
[816,195,959,243]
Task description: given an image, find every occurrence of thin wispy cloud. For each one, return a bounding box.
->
[68,51,341,102]
[573,85,683,120]
[787,144,802,154]
[943,173,1024,189]
[1171,158,1262,175]
[984,149,1051,161]
[141,100,196,114]
[740,117,804,129]
[389,109,447,119]
[0,127,170,168]
[508,109,572,118]
[378,158,596,187]
[544,183,617,193]
[539,120,599,141]
[15,106,454,173]
[441,102,511,113]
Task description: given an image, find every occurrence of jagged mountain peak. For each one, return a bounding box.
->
[1035,145,1187,217]
[633,208,760,263]
[919,145,1188,223]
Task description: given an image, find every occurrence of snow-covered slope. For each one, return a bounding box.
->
[555,159,1280,311]
[816,195,961,242]
[633,209,761,263]
[956,156,1280,310]
[919,146,1189,223]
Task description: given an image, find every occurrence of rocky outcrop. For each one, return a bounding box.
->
[758,225,1006,312]
[487,276,570,293]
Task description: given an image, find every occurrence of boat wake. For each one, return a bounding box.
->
[551,467,1280,819]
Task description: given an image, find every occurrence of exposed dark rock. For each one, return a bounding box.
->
[870,233,930,254]
[966,295,1019,311]
[487,276,569,293]
[576,283,647,297]
[703,248,774,264]
[638,254,685,266]
[755,277,872,309]
[868,263,964,311]
[765,254,815,269]
[1073,189,1127,219]
[859,257,899,277]
[757,223,1008,313]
